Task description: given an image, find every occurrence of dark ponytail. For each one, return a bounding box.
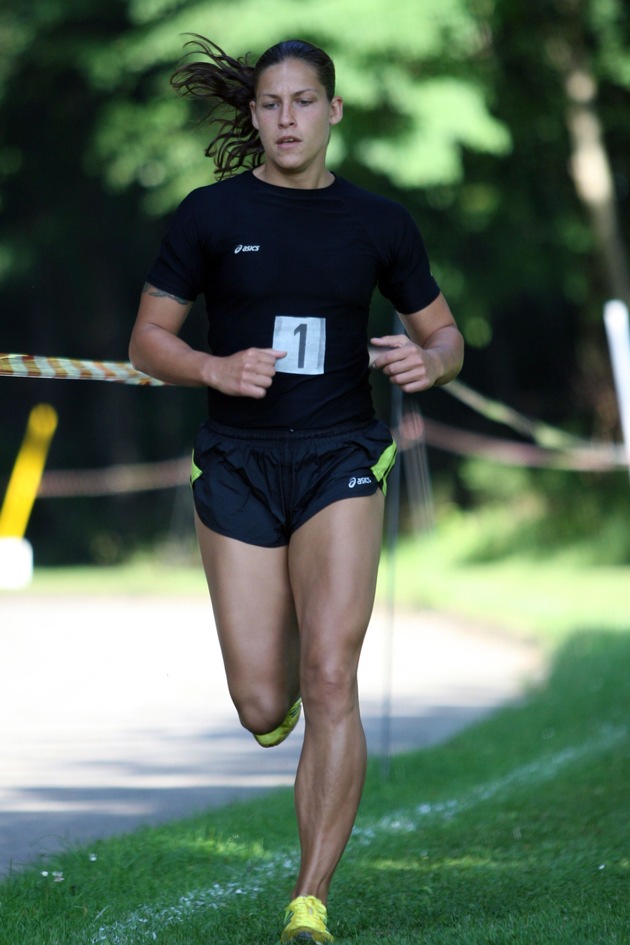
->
[171,36,261,179]
[171,35,336,179]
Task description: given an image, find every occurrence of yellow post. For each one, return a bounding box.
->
[0,403,58,538]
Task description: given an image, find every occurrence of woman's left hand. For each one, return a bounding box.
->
[369,335,442,393]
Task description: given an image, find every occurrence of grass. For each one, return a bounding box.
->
[376,517,630,646]
[4,509,629,942]
[1,628,628,943]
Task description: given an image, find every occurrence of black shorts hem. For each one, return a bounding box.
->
[191,417,396,548]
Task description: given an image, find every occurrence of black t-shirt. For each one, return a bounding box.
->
[147,171,440,429]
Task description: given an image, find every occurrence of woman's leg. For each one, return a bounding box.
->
[287,491,385,903]
[194,512,301,735]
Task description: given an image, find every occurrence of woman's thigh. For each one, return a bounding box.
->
[195,512,300,709]
[288,492,385,680]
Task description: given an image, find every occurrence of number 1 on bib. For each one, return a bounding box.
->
[273,315,326,375]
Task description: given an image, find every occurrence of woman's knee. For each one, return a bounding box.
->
[232,688,293,736]
[300,657,359,721]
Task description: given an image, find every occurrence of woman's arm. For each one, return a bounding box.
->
[129,283,286,398]
[369,292,464,393]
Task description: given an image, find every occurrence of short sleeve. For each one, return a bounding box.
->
[146,192,207,302]
[377,207,440,315]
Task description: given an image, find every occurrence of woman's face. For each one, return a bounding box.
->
[250,58,343,185]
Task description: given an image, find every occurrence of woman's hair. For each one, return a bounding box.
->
[170,36,336,178]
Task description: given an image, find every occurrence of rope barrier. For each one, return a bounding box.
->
[444,379,583,449]
[37,457,190,498]
[419,418,625,471]
[0,351,604,448]
[0,351,627,498]
[22,419,624,501]
[0,353,165,386]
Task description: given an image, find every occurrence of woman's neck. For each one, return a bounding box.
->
[253,163,335,190]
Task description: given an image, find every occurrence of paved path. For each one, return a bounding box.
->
[0,594,543,876]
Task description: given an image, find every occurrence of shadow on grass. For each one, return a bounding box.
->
[1,630,628,945]
[337,629,630,943]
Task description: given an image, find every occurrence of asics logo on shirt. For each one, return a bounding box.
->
[348,476,372,488]
[234,244,260,254]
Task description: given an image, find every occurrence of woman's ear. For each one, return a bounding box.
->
[329,96,343,126]
[250,100,259,131]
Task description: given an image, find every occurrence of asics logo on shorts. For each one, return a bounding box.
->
[348,476,372,488]
[234,244,260,253]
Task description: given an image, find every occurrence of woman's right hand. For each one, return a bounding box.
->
[207,348,287,398]
[129,284,286,396]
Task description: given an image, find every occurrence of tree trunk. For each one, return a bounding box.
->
[556,43,630,305]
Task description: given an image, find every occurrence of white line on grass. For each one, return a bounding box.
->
[91,724,626,944]
[351,723,627,843]
[91,852,298,944]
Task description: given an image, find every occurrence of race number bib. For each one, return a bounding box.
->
[272,315,326,375]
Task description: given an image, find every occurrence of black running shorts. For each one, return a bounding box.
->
[191,418,397,548]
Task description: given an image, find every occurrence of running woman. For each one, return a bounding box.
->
[129,36,464,943]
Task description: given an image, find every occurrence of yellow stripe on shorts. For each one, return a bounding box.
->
[371,440,397,496]
[190,454,203,486]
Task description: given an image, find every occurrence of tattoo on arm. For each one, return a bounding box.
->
[142,282,190,306]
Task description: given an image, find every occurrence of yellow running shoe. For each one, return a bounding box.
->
[254,696,302,748]
[280,895,333,943]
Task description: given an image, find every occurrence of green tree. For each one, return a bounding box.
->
[459,0,630,435]
[84,0,510,214]
[1,0,629,561]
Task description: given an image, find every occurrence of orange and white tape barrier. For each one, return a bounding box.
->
[0,353,165,386]
[0,352,626,477]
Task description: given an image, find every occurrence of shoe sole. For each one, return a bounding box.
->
[254,697,302,748]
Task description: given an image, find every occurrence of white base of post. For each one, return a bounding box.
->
[0,537,34,590]
[603,299,630,478]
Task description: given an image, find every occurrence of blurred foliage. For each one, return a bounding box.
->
[84,0,511,208]
[450,457,630,564]
[0,0,629,562]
